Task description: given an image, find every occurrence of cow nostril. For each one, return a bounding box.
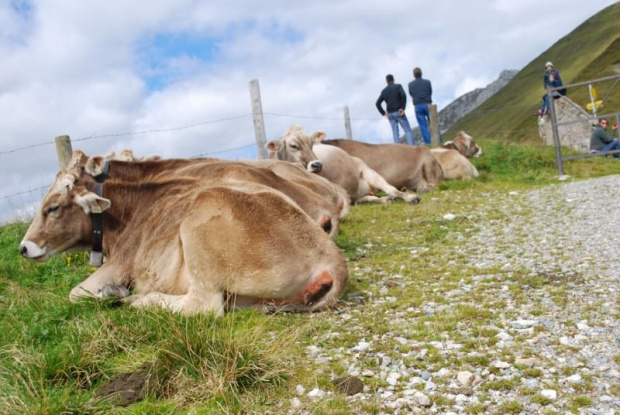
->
[20,245,28,256]
[310,161,323,172]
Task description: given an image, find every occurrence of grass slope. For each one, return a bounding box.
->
[1,141,619,413]
[446,2,620,142]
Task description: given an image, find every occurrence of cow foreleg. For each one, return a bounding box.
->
[127,287,225,316]
[352,157,421,204]
[69,263,129,302]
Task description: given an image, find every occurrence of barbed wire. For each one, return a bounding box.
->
[71,114,252,143]
[192,143,256,158]
[0,113,253,157]
[1,185,50,200]
[264,111,377,121]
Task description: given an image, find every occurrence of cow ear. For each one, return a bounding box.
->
[266,140,283,152]
[85,156,106,177]
[67,150,88,169]
[118,149,135,161]
[310,131,326,143]
[76,192,111,214]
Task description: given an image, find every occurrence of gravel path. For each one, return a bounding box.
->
[293,175,620,414]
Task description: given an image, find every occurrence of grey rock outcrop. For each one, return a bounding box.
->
[538,96,594,152]
[438,70,519,133]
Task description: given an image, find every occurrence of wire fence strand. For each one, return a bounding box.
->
[0,113,253,157]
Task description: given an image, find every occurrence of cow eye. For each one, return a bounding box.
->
[289,144,299,150]
[44,205,60,216]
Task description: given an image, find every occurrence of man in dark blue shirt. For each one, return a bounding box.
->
[376,74,415,146]
[408,67,433,145]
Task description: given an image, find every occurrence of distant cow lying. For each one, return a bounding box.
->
[430,149,479,180]
[442,131,482,158]
[321,138,444,193]
[267,125,420,204]
[19,165,348,315]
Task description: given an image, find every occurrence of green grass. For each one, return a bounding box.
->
[447,2,620,142]
[1,141,619,413]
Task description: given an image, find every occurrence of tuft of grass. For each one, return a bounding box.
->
[496,400,524,414]
[567,395,593,413]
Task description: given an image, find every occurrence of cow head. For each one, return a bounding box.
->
[19,171,111,262]
[444,131,482,158]
[266,125,324,173]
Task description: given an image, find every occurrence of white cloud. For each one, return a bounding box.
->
[0,0,617,221]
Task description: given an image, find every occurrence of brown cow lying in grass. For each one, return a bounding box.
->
[19,153,348,315]
[267,125,421,204]
[321,137,444,193]
[442,131,482,158]
[429,148,479,180]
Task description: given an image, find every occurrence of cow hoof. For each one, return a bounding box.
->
[101,284,130,299]
[409,196,422,205]
[121,294,143,305]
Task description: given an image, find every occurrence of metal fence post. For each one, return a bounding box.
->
[55,135,73,169]
[430,104,440,146]
[344,106,352,139]
[249,79,268,159]
[548,89,565,176]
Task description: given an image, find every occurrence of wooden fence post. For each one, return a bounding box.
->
[429,104,440,146]
[55,135,73,169]
[249,79,268,159]
[344,106,353,139]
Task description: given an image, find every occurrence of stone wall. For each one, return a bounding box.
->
[538,96,595,152]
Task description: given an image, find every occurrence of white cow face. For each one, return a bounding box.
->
[266,125,325,173]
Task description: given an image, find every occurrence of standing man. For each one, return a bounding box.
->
[376,74,415,146]
[590,118,620,158]
[408,67,433,146]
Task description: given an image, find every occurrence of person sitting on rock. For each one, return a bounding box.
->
[536,62,566,116]
[590,118,620,158]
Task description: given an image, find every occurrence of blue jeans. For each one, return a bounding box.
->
[415,103,431,145]
[600,140,620,158]
[387,111,414,146]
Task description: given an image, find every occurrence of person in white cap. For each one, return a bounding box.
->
[537,62,566,116]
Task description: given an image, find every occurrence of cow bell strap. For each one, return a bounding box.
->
[89,161,109,267]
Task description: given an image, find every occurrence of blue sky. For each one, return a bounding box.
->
[0,0,617,222]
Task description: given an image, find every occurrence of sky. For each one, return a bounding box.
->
[0,0,617,222]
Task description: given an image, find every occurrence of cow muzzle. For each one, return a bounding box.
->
[308,160,323,173]
[19,240,47,260]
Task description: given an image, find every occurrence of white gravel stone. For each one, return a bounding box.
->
[564,374,582,383]
[541,389,557,400]
[352,341,371,352]
[457,371,475,387]
[295,384,305,396]
[413,391,431,406]
[307,388,324,398]
[492,360,510,369]
[443,213,456,221]
[512,319,537,329]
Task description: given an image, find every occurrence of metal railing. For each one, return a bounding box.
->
[547,74,620,176]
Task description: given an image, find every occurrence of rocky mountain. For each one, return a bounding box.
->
[438,70,519,133]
